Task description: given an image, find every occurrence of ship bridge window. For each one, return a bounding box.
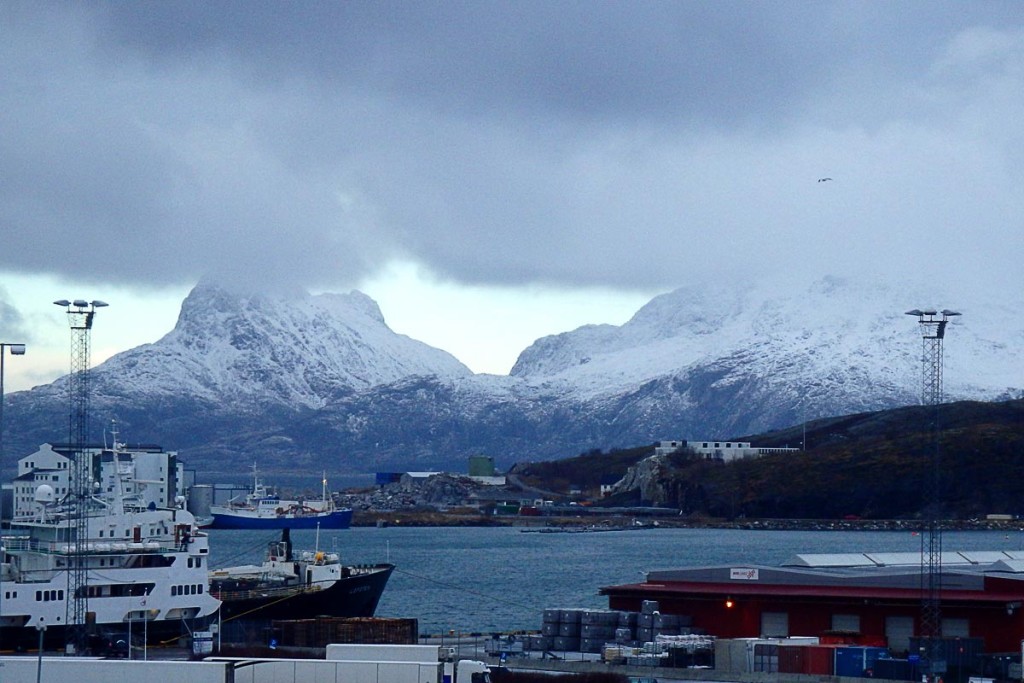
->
[126,554,175,569]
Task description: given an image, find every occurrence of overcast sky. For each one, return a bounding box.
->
[2,2,1023,391]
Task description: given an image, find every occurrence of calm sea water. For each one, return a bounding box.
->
[205,526,1024,636]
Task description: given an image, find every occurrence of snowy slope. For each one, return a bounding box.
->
[511,276,1022,407]
[91,281,472,408]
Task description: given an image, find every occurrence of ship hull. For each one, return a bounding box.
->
[208,507,353,530]
[215,563,394,621]
[0,618,200,652]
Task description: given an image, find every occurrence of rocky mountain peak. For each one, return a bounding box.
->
[89,281,471,409]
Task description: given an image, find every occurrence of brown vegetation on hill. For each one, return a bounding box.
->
[513,399,1024,521]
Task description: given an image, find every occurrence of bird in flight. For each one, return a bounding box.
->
[817,177,833,182]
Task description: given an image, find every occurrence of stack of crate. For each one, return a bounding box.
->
[553,608,583,651]
[580,609,620,653]
[272,616,419,648]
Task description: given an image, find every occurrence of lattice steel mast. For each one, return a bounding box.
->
[54,298,107,653]
[905,307,959,681]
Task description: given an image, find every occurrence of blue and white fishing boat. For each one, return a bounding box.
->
[207,467,353,530]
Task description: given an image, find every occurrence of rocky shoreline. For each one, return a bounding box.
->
[351,510,1024,532]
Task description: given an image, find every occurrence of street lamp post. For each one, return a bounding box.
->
[905,307,960,683]
[36,617,47,683]
[53,298,106,654]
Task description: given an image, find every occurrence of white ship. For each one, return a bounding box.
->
[0,444,220,650]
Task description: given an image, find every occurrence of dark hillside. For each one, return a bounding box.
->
[512,400,1024,520]
[510,444,656,493]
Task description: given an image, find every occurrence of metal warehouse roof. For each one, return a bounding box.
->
[633,550,1024,595]
[783,550,1024,569]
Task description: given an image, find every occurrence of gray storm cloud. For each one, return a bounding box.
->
[1,2,1022,297]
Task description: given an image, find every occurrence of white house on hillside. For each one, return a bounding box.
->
[655,439,799,463]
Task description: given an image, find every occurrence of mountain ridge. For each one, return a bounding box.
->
[3,276,1021,479]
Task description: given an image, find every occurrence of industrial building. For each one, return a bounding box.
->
[601,550,1024,654]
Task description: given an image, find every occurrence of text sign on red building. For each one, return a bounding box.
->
[730,568,759,580]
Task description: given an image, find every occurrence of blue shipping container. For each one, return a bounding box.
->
[834,646,890,677]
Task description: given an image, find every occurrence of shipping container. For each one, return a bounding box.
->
[560,609,583,624]
[581,624,616,638]
[874,658,922,681]
[804,644,838,676]
[582,610,620,626]
[641,600,659,614]
[618,611,639,627]
[777,644,806,674]
[551,636,580,651]
[834,646,889,678]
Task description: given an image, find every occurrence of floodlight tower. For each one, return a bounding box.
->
[53,298,107,653]
[905,308,960,681]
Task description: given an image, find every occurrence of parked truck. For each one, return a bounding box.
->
[443,659,490,683]
[223,658,444,683]
[323,644,490,683]
[326,644,455,663]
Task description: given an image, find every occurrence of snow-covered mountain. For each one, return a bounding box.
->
[5,277,1021,478]
[503,277,1021,445]
[513,277,1018,402]
[99,281,472,407]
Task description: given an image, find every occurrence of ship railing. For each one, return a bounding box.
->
[345,563,390,575]
[0,536,181,554]
[211,582,324,602]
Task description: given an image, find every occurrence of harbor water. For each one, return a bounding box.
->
[206,526,1024,636]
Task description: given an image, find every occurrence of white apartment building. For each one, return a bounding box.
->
[655,439,799,463]
[12,442,186,521]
